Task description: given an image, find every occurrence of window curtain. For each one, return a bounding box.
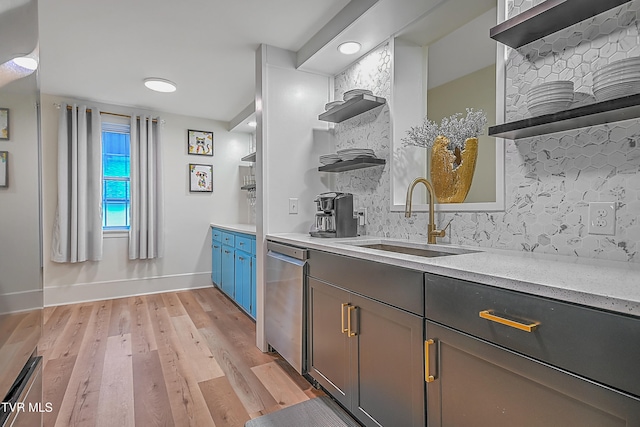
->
[51,104,103,263]
[129,115,164,259]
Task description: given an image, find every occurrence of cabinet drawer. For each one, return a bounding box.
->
[235,234,253,253]
[212,228,222,242]
[425,273,640,398]
[221,232,235,247]
[308,250,423,316]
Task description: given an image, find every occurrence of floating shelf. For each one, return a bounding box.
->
[240,184,256,190]
[241,152,256,162]
[489,0,632,49]
[318,94,386,123]
[488,94,640,139]
[318,158,386,172]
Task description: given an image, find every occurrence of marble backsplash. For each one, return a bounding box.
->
[332,2,640,263]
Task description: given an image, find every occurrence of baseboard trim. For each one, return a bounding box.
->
[44,272,213,306]
[0,289,44,314]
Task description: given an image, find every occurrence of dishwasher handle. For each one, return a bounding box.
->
[267,241,308,260]
[267,250,307,267]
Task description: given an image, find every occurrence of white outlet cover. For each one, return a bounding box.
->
[289,198,298,214]
[588,202,616,235]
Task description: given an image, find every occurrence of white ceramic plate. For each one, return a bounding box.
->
[324,101,345,110]
[343,89,373,101]
[528,100,573,116]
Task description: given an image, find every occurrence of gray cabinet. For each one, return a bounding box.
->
[425,273,640,426]
[307,275,424,427]
[307,278,350,408]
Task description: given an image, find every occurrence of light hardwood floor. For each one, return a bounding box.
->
[40,287,322,427]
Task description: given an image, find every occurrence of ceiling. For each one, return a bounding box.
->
[37,0,499,128]
[37,0,350,124]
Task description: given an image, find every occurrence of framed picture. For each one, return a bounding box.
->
[187,129,213,156]
[189,163,213,192]
[0,151,8,187]
[0,108,8,140]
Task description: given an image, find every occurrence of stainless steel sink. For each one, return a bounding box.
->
[353,243,475,258]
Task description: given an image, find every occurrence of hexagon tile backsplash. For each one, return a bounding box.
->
[332,1,640,263]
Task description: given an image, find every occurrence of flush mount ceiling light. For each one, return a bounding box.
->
[338,41,361,55]
[12,56,38,71]
[144,78,177,93]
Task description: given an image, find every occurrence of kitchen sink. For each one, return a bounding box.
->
[350,242,476,258]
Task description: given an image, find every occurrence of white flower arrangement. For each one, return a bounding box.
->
[402,108,487,151]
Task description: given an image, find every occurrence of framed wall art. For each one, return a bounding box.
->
[0,151,8,187]
[189,163,213,192]
[0,108,9,140]
[187,129,213,156]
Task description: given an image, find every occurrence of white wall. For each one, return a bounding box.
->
[0,76,42,312]
[41,94,251,305]
[255,44,332,349]
[427,8,496,89]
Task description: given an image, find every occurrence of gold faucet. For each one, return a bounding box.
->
[405,177,447,244]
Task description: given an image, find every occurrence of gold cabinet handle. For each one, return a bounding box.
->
[341,303,349,334]
[347,306,357,337]
[479,310,539,332]
[425,339,435,383]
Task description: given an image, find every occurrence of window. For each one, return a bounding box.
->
[102,122,131,230]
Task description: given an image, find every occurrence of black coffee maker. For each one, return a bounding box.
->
[310,192,358,238]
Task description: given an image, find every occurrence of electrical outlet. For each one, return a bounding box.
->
[588,202,615,235]
[289,198,298,214]
[355,208,367,226]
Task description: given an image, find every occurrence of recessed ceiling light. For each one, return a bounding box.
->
[144,78,177,93]
[338,41,361,55]
[12,56,38,71]
[247,121,257,127]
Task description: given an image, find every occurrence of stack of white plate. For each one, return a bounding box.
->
[319,153,340,165]
[526,81,574,116]
[337,148,376,161]
[343,89,373,101]
[593,57,640,102]
[325,100,345,111]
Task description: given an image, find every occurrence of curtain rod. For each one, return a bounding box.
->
[54,103,161,123]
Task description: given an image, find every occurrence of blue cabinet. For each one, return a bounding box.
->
[250,256,256,318]
[235,249,252,314]
[212,241,222,286]
[221,244,235,297]
[211,227,256,319]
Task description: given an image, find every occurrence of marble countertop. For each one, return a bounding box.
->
[210,223,256,235]
[266,233,640,317]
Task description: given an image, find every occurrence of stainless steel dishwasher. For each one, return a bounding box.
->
[265,241,308,374]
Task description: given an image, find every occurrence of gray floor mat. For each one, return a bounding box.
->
[245,396,360,427]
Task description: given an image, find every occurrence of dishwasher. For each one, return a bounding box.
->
[265,241,308,374]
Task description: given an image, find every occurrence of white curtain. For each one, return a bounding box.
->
[129,115,164,259]
[51,104,103,263]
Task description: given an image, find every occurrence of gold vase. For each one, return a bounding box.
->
[430,136,478,203]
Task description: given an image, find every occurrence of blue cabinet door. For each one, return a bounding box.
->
[235,249,252,314]
[212,240,222,286]
[221,245,235,298]
[250,255,256,318]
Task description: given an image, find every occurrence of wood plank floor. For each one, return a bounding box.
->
[40,286,323,427]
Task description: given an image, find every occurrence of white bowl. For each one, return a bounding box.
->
[325,100,345,110]
[529,100,573,116]
[594,82,640,101]
[528,80,574,92]
[593,74,640,90]
[593,57,640,78]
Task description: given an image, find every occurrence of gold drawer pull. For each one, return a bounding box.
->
[341,303,349,334]
[425,339,435,383]
[347,306,357,337]
[479,310,539,332]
